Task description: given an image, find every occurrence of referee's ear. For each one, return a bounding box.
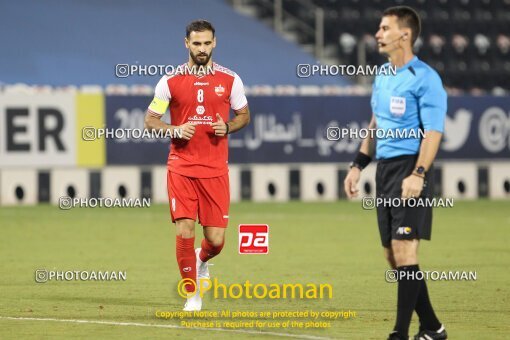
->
[401,30,411,41]
[401,29,413,48]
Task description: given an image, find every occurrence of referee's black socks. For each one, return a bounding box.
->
[415,267,442,332]
[393,265,442,337]
[394,265,421,337]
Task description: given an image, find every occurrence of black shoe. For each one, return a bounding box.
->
[388,331,409,340]
[413,324,447,340]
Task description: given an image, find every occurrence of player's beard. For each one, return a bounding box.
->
[190,50,212,66]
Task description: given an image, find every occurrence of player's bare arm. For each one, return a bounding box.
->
[211,106,251,137]
[401,130,442,198]
[344,113,376,198]
[144,113,196,141]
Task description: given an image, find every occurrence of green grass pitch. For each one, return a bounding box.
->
[1,201,509,339]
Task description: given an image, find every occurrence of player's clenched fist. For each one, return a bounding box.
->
[344,167,361,199]
[212,113,228,136]
[175,123,196,140]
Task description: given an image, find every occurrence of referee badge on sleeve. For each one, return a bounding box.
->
[390,96,406,117]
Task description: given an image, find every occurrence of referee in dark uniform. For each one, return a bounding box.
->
[344,7,448,340]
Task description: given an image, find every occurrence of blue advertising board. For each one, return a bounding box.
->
[105,95,169,165]
[105,95,510,164]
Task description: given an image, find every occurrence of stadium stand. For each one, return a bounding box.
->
[0,0,350,87]
[233,0,510,94]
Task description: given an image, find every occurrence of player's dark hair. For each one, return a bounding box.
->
[383,6,421,44]
[186,20,215,38]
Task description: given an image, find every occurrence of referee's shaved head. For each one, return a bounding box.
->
[383,6,421,45]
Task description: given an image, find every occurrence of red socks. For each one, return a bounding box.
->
[199,238,224,262]
[176,235,225,292]
[176,235,196,293]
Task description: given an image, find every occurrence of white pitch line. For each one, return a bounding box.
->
[0,316,336,340]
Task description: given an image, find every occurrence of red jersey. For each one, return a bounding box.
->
[148,62,248,178]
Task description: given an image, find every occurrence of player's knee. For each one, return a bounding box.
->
[204,228,225,248]
[208,237,225,250]
[176,219,195,237]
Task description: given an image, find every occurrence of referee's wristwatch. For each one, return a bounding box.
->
[413,166,426,178]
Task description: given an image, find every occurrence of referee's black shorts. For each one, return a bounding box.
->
[375,154,434,248]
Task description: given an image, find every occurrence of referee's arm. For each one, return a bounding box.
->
[401,130,442,198]
[401,72,447,199]
[359,114,377,158]
[343,114,376,198]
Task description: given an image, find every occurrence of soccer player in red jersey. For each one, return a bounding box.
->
[144,20,250,311]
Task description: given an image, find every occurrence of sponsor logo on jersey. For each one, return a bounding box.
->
[215,84,225,96]
[196,105,205,115]
[194,81,209,86]
[188,115,213,125]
